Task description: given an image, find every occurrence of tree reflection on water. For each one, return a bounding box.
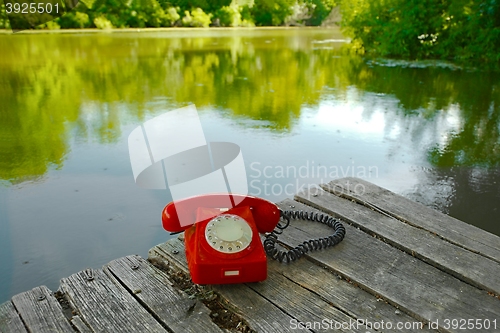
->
[0,29,499,235]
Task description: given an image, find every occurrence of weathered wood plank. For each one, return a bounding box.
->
[0,301,28,333]
[249,261,425,333]
[276,198,500,333]
[245,273,358,333]
[60,268,167,333]
[151,237,434,332]
[266,259,436,332]
[11,285,74,333]
[70,315,92,333]
[324,177,500,263]
[150,240,311,333]
[295,187,500,295]
[104,255,224,333]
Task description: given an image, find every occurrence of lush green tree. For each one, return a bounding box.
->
[304,0,336,25]
[159,0,231,13]
[212,4,254,26]
[341,0,500,68]
[181,7,211,26]
[0,0,339,28]
[251,0,294,25]
[0,2,11,29]
[76,0,179,28]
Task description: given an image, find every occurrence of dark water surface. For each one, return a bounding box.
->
[1,28,499,303]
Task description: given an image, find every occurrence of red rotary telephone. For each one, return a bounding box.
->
[162,194,281,284]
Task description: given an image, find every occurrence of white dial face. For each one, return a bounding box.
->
[205,214,253,254]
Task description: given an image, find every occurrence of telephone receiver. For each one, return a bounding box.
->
[162,194,281,284]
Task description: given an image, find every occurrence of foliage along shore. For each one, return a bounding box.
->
[342,0,500,70]
[0,0,337,30]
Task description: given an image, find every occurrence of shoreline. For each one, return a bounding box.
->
[0,26,340,35]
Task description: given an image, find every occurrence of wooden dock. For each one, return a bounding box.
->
[1,177,499,332]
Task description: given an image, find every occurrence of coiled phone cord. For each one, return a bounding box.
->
[263,209,346,263]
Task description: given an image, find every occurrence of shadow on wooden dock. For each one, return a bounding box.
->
[1,178,499,332]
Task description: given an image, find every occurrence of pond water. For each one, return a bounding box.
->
[1,28,499,304]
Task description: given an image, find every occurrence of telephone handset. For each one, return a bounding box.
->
[162,194,345,285]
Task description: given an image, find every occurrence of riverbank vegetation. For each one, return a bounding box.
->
[0,0,336,30]
[341,0,500,69]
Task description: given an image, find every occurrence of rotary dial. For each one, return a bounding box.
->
[205,214,253,254]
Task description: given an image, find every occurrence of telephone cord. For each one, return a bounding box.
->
[263,209,346,263]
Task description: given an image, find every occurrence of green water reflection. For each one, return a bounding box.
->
[0,29,349,184]
[1,29,500,186]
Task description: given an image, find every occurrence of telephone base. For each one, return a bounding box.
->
[184,205,269,285]
[188,259,268,285]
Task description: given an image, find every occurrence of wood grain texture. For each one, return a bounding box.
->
[0,301,28,333]
[325,177,500,263]
[11,285,74,333]
[295,186,500,295]
[104,255,224,333]
[276,198,500,333]
[151,238,434,333]
[242,259,359,333]
[71,315,92,333]
[60,268,167,333]
[150,240,311,333]
[266,259,435,332]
